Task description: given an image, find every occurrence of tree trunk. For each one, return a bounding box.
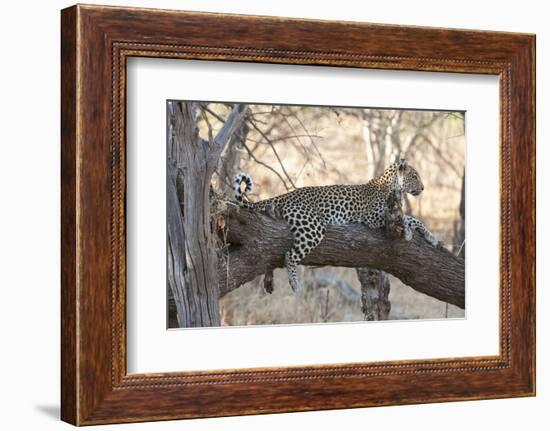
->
[357,115,394,320]
[356,268,391,320]
[166,159,192,327]
[216,122,249,195]
[167,102,247,327]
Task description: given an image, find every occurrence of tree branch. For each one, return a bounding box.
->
[218,207,465,309]
[207,104,248,172]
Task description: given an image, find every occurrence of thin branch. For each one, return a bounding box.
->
[275,107,324,168]
[245,134,324,145]
[246,119,298,189]
[241,141,291,191]
[423,136,462,178]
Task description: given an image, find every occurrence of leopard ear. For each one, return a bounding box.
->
[397,158,408,171]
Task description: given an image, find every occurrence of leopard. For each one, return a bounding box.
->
[233,159,438,293]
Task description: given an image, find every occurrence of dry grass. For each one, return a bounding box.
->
[220,267,463,326]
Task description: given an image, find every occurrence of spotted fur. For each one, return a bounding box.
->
[233,159,437,292]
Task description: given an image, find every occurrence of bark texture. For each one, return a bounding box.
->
[356,268,391,320]
[218,206,465,309]
[167,102,247,327]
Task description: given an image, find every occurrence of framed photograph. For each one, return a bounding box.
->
[61,4,535,425]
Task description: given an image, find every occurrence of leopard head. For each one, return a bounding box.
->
[396,159,424,196]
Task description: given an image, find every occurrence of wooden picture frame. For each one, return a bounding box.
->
[61,4,535,425]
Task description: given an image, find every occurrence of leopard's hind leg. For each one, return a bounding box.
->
[283,209,326,292]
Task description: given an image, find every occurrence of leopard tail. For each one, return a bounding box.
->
[233,172,254,208]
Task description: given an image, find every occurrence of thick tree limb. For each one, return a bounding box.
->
[218,207,465,309]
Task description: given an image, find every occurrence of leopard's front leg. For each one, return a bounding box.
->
[404,215,438,246]
[283,209,326,293]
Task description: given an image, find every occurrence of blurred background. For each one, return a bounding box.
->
[168,102,466,327]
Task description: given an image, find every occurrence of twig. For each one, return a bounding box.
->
[241,142,291,191]
[246,119,297,189]
[279,107,327,168]
[246,134,324,145]
[422,136,462,178]
[456,240,466,257]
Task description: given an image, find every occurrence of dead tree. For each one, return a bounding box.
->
[167,102,247,327]
[356,268,391,321]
